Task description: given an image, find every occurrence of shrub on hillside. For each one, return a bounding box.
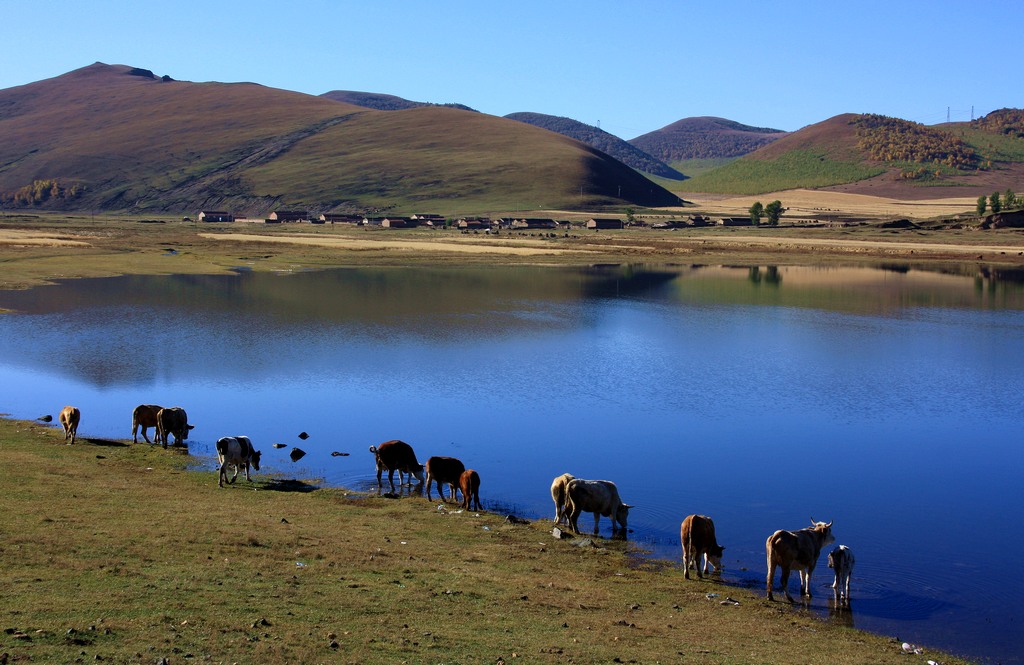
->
[853,114,979,171]
[971,108,1024,139]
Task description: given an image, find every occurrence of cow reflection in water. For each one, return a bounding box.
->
[828,595,856,628]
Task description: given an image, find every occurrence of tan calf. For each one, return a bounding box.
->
[59,405,80,445]
[680,514,725,579]
[459,469,482,511]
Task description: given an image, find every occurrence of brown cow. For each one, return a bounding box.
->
[131,404,162,444]
[59,405,80,445]
[459,469,482,511]
[680,514,725,579]
[155,407,193,449]
[425,456,466,502]
[550,472,575,525]
[369,440,424,494]
[766,519,835,602]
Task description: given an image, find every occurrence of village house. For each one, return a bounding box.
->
[268,210,308,222]
[717,217,752,226]
[457,217,492,230]
[411,214,447,226]
[319,213,363,224]
[197,210,234,223]
[381,216,418,228]
[512,218,557,230]
[586,218,624,230]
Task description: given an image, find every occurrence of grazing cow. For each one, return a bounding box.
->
[59,405,80,445]
[216,436,262,488]
[425,456,466,502]
[680,514,725,580]
[131,404,163,444]
[564,479,631,537]
[766,519,835,602]
[828,545,855,601]
[459,469,482,511]
[155,407,193,449]
[369,440,425,494]
[550,472,575,525]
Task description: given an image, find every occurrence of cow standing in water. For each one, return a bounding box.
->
[59,405,80,445]
[766,519,835,602]
[155,407,193,448]
[564,479,631,538]
[680,514,725,579]
[828,545,855,603]
[369,440,425,494]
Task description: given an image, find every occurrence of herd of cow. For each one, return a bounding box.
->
[56,404,856,604]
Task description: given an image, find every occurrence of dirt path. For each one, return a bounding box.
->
[198,232,589,256]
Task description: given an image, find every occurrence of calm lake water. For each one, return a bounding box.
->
[1,263,1022,663]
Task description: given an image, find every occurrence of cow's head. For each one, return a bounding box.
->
[810,518,835,546]
[707,544,725,573]
[250,449,261,471]
[409,463,425,483]
[615,503,632,530]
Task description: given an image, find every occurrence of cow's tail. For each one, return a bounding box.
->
[369,445,378,455]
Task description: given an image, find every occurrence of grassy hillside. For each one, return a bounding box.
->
[0,64,679,214]
[320,89,476,112]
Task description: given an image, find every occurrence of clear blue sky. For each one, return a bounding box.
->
[2,0,1019,138]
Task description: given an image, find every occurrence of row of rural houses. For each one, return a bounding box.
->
[193,210,743,229]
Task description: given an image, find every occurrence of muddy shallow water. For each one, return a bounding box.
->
[1,264,1022,664]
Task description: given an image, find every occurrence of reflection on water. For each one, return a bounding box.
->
[1,263,1023,664]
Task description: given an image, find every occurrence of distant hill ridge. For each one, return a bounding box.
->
[504,112,685,180]
[320,90,477,112]
[630,116,789,161]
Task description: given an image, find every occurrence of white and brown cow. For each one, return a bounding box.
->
[59,405,80,445]
[216,436,261,488]
[459,469,482,511]
[766,519,835,602]
[828,544,855,602]
[369,440,425,494]
[680,514,725,579]
[131,404,163,444]
[155,406,193,448]
[550,472,575,525]
[425,456,466,502]
[564,479,631,537]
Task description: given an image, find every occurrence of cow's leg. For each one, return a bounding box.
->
[141,426,151,444]
[388,469,397,494]
[218,461,228,488]
[803,566,814,598]
[229,464,239,484]
[699,552,707,579]
[376,468,383,494]
[244,462,251,482]
[592,512,601,535]
[766,562,776,601]
[781,566,795,603]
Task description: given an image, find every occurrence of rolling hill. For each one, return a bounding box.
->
[0,64,681,214]
[319,90,476,112]
[504,112,685,180]
[629,117,789,162]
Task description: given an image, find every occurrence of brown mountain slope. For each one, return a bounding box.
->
[0,64,679,213]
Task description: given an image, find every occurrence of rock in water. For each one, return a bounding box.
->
[290,447,306,462]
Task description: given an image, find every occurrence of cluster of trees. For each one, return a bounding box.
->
[971,108,1024,139]
[854,114,979,171]
[749,200,786,226]
[977,189,1021,215]
[1,179,85,206]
